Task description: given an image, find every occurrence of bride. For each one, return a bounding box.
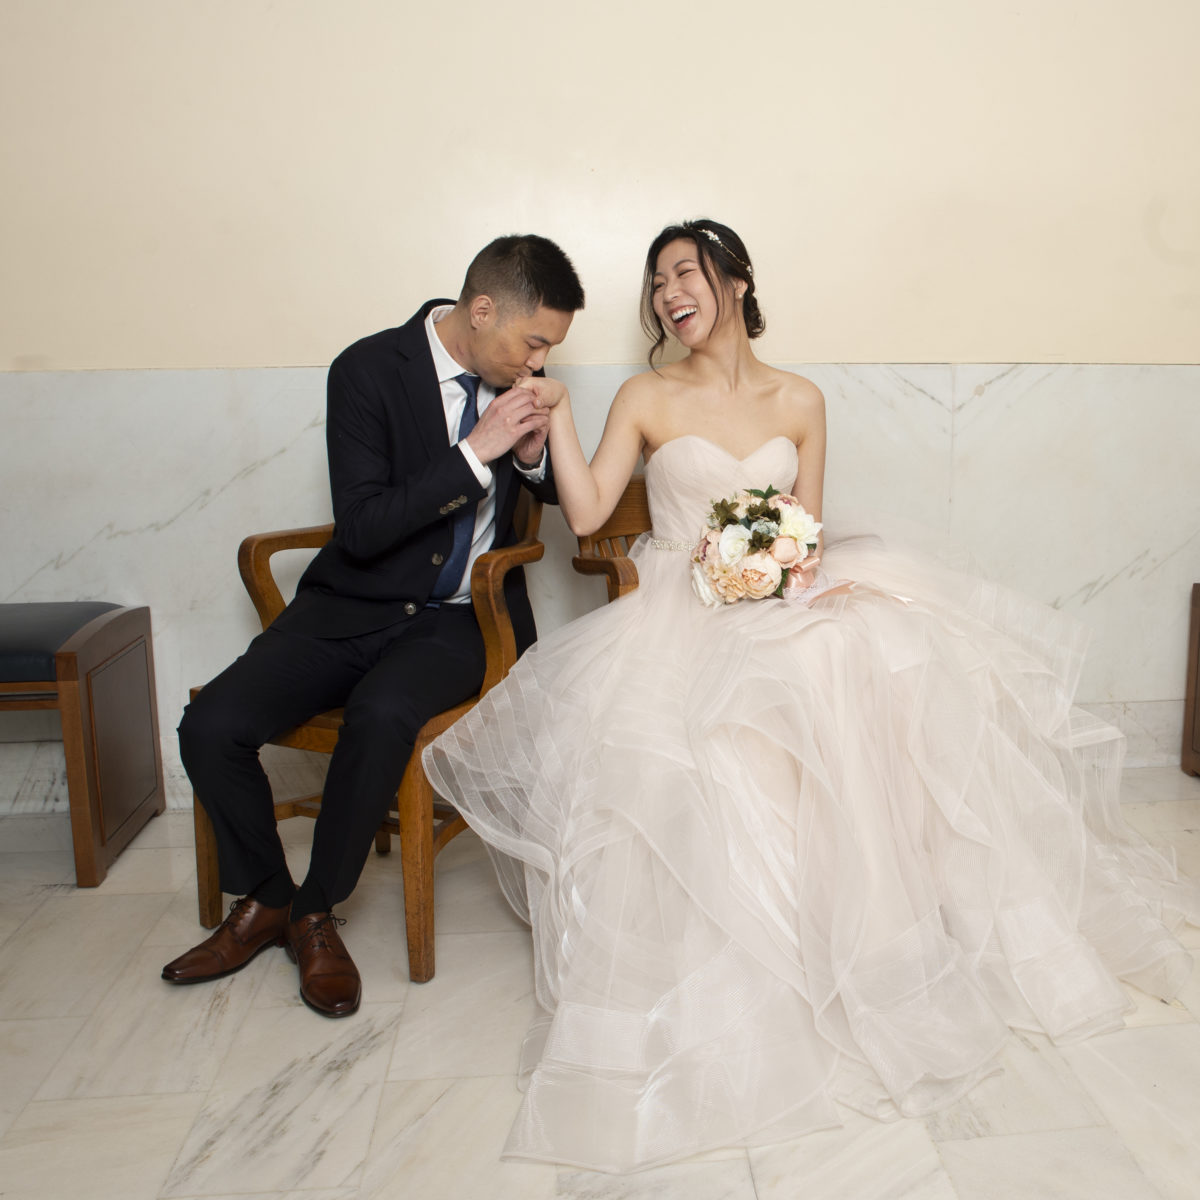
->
[423,218,1199,1174]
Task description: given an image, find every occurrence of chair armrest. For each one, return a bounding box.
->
[238,524,334,630]
[570,554,641,604]
[471,496,544,694]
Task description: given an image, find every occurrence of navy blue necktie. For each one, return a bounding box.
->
[431,373,481,600]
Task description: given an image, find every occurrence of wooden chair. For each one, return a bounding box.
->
[571,475,651,600]
[192,491,545,983]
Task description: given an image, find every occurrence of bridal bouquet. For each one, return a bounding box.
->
[691,485,822,607]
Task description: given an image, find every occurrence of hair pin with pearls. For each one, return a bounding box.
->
[698,227,753,275]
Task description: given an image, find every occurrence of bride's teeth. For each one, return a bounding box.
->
[672,308,696,323]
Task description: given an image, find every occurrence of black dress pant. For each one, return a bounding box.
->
[178,604,486,912]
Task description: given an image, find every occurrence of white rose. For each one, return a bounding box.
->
[718,523,752,565]
[691,563,724,608]
[779,508,822,548]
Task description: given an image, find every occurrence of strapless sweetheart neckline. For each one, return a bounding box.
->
[648,433,795,466]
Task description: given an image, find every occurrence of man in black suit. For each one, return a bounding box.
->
[163,235,584,1016]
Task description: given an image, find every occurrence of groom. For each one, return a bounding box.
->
[164,234,584,1016]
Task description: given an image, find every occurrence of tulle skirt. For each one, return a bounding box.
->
[424,531,1199,1173]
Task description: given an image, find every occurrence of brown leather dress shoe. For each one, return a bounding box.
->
[286,912,362,1018]
[161,896,289,984]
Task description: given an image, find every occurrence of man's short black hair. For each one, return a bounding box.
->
[459,234,585,315]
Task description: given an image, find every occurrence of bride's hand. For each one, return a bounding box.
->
[785,555,821,592]
[512,375,568,410]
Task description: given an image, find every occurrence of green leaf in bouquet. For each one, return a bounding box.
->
[711,497,741,527]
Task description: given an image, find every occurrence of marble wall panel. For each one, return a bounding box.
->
[1,362,1195,783]
[950,365,1200,709]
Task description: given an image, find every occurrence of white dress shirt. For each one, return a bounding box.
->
[425,305,546,604]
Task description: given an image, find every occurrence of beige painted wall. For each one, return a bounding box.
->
[2,0,1197,370]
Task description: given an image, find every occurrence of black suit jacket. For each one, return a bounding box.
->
[274,300,556,648]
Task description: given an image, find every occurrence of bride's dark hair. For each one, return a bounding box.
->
[640,218,765,366]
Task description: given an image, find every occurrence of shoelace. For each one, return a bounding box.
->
[222,896,253,926]
[295,913,347,955]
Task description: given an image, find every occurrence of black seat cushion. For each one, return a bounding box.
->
[0,602,122,682]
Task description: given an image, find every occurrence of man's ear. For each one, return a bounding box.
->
[468,294,496,329]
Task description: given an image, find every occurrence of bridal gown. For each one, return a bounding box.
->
[423,434,1199,1174]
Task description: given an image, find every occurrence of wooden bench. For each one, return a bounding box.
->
[0,603,165,884]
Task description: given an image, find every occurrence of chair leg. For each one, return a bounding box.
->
[194,794,223,928]
[374,828,392,855]
[397,759,436,983]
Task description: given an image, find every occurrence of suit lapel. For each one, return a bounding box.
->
[393,300,454,459]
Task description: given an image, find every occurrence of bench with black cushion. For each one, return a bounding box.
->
[0,602,165,884]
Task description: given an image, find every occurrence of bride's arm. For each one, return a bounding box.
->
[785,379,828,589]
[517,377,646,537]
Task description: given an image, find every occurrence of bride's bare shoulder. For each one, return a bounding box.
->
[612,366,680,412]
[769,367,824,415]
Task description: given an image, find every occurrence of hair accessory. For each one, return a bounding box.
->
[697,227,753,275]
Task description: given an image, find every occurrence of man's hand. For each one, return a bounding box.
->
[512,376,568,411]
[464,386,551,465]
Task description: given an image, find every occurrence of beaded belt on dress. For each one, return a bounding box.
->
[648,537,692,551]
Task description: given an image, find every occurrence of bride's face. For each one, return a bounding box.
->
[651,238,730,346]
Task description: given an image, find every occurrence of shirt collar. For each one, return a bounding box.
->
[425,304,474,386]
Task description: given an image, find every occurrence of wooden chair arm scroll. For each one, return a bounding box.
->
[571,475,649,604]
[234,493,543,695]
[238,524,334,630]
[472,491,544,694]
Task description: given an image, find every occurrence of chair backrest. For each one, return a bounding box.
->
[572,476,650,603]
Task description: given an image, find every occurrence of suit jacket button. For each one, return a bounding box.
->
[431,552,444,566]
[403,602,418,616]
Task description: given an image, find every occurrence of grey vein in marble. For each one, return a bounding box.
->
[162,1003,401,1197]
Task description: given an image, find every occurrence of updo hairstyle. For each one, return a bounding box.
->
[639,218,765,366]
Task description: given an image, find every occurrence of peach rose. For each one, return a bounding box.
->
[692,528,721,565]
[769,536,801,568]
[740,551,783,599]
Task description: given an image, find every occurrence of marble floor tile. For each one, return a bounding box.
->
[359,1076,559,1200]
[923,1030,1104,1141]
[557,1155,759,1199]
[750,1108,958,1200]
[185,1192,359,1200]
[125,808,196,849]
[162,1001,401,1197]
[0,1017,85,1136]
[936,1126,1162,1200]
[0,742,41,814]
[386,931,537,1080]
[0,811,75,853]
[1120,766,1200,805]
[430,830,531,935]
[1121,798,1200,838]
[1175,950,1200,1018]
[0,845,75,949]
[0,845,75,886]
[1059,1023,1200,1200]
[9,741,69,813]
[141,877,219,948]
[93,843,197,895]
[0,890,170,1018]
[35,943,262,1100]
[0,1092,205,1200]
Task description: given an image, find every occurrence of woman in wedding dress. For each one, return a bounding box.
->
[423,219,1199,1174]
